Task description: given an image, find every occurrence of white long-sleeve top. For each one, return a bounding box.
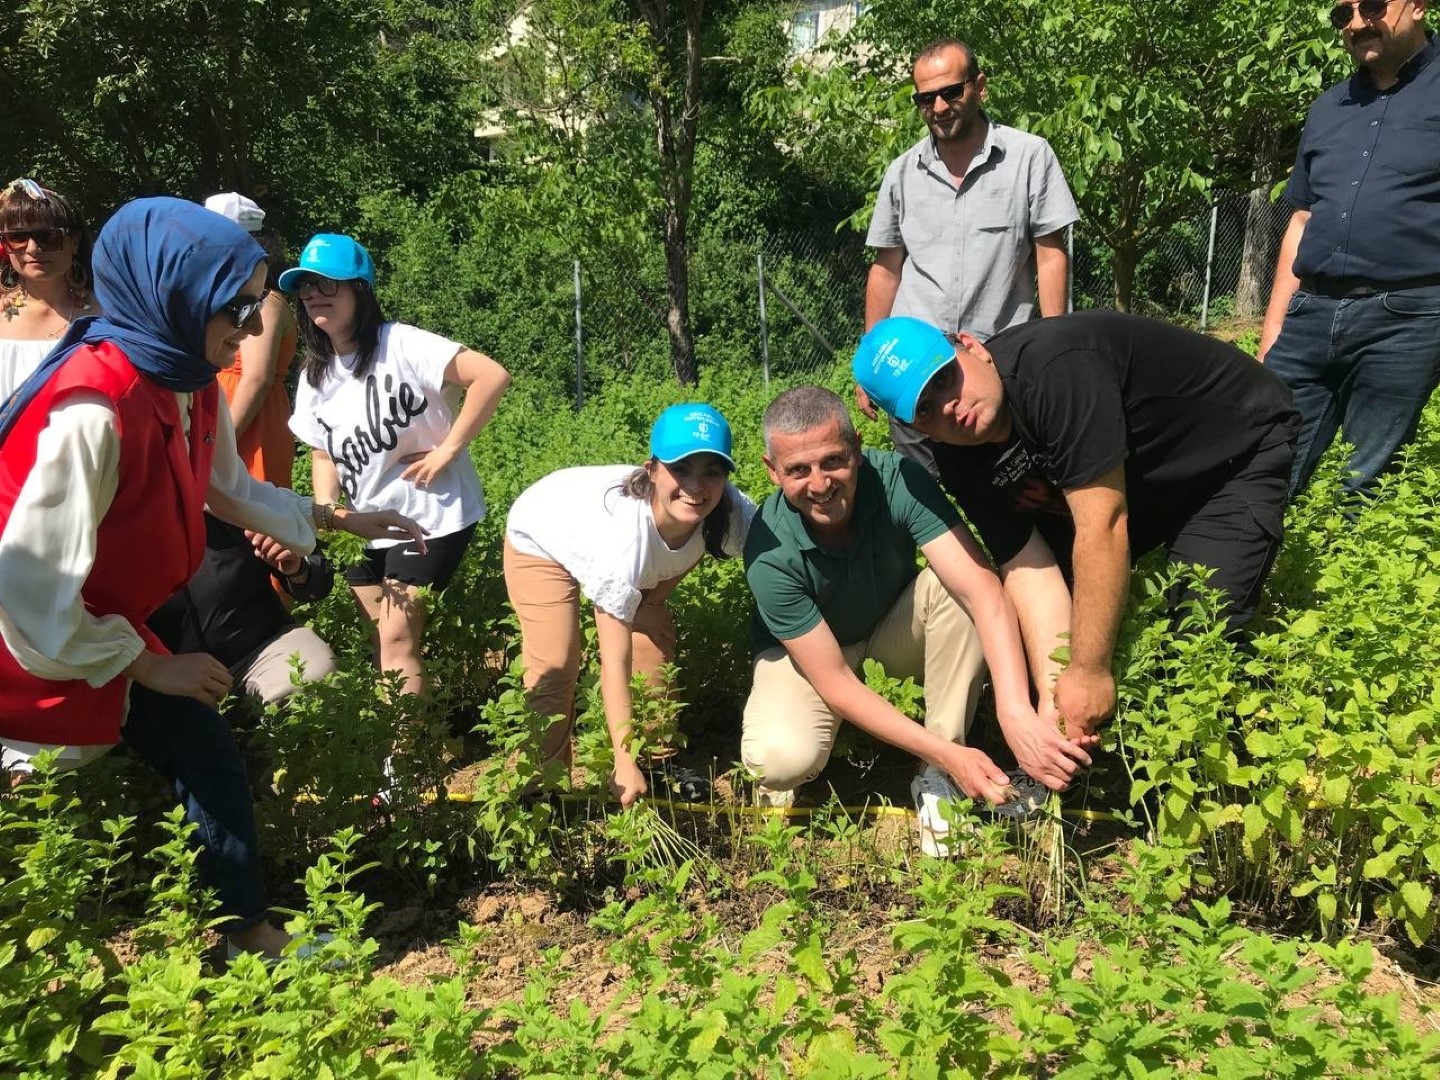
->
[0,387,317,688]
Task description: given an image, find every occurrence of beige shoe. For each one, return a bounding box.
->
[754,783,796,810]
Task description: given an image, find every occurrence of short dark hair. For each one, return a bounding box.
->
[0,181,94,295]
[298,278,387,388]
[915,38,979,78]
[762,386,858,457]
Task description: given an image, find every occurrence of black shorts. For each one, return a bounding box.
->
[343,522,477,590]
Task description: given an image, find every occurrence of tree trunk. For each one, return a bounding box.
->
[635,0,704,386]
[1234,129,1286,319]
[1112,244,1137,312]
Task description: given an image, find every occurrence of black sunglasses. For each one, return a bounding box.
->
[1329,0,1402,29]
[0,228,67,252]
[911,78,972,110]
[292,274,342,298]
[222,289,269,329]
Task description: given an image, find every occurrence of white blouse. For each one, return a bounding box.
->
[0,387,317,688]
[0,338,54,402]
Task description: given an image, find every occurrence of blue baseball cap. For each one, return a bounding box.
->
[649,403,736,470]
[278,233,375,294]
[851,317,956,423]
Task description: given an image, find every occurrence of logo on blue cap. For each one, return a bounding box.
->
[649,403,736,470]
[852,317,956,423]
[278,233,376,294]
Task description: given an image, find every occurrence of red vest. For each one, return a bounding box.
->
[0,343,217,744]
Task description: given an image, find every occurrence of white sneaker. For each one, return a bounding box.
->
[911,764,964,856]
[754,783,796,810]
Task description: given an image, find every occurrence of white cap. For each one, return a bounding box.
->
[202,192,265,233]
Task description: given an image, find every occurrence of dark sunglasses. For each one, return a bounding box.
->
[911,78,972,110]
[1329,0,1401,29]
[222,289,269,328]
[0,228,68,252]
[292,274,342,298]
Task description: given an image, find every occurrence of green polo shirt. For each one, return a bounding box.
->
[744,449,961,654]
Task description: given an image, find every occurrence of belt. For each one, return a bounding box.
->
[1298,274,1440,299]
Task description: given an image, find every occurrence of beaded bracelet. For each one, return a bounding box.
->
[316,501,337,531]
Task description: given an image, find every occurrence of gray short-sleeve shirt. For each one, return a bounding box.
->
[866,119,1079,338]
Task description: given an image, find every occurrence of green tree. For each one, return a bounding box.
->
[0,0,484,241]
[753,0,1348,311]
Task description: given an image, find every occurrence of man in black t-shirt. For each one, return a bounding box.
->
[853,311,1299,739]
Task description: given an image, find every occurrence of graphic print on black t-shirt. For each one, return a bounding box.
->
[321,371,430,499]
[990,442,1068,517]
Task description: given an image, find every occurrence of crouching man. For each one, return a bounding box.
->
[853,312,1300,740]
[740,387,1096,851]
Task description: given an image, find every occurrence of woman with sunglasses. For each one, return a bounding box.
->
[504,404,755,807]
[0,179,97,401]
[0,198,425,960]
[203,192,298,488]
[283,234,509,700]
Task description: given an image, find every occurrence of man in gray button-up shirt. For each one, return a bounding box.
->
[863,38,1079,472]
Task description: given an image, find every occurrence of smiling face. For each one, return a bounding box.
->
[906,343,1011,447]
[649,452,731,540]
[202,262,268,370]
[2,230,78,291]
[1342,0,1427,74]
[764,419,861,541]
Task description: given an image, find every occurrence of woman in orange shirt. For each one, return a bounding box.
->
[204,193,297,488]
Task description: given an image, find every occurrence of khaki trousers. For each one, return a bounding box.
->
[237,625,335,707]
[740,567,985,790]
[503,540,676,765]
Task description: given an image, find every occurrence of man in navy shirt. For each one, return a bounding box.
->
[1259,3,1440,499]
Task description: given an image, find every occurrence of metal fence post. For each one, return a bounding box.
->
[1066,224,1074,313]
[573,259,585,409]
[756,250,771,389]
[1199,202,1219,333]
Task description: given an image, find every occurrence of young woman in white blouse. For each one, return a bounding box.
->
[283,234,510,698]
[504,404,756,807]
[0,179,97,400]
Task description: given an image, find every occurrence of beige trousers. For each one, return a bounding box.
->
[238,625,335,707]
[740,567,985,790]
[503,540,676,765]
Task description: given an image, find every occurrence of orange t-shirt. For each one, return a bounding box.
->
[216,324,297,488]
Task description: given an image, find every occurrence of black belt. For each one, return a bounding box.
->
[1299,274,1440,299]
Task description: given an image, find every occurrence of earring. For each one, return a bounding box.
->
[0,262,17,291]
[65,262,92,310]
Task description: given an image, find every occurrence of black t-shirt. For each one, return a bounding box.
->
[933,311,1298,566]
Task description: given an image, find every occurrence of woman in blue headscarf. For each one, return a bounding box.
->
[0,197,423,960]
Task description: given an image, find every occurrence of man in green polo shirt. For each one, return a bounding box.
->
[741,386,1095,852]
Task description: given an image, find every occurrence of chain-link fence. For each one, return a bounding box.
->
[553,189,1293,404]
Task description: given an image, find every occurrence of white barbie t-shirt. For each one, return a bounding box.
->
[290,322,485,547]
[506,464,756,623]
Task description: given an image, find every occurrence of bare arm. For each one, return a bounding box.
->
[927,524,1095,790]
[594,609,648,808]
[783,619,1011,804]
[997,527,1072,717]
[227,294,292,436]
[310,448,342,505]
[864,247,905,331]
[1258,209,1309,362]
[1053,468,1129,738]
[1033,231,1069,318]
[401,348,511,487]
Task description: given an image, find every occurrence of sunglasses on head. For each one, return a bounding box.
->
[0,228,67,253]
[222,289,269,329]
[1329,0,1402,29]
[911,78,972,110]
[292,274,342,298]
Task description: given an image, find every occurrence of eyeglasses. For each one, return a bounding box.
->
[222,289,269,328]
[292,274,342,298]
[911,79,972,110]
[0,228,67,252]
[1329,0,1403,29]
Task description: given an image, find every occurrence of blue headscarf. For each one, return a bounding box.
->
[0,197,265,445]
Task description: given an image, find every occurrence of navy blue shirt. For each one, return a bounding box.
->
[1284,33,1440,284]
